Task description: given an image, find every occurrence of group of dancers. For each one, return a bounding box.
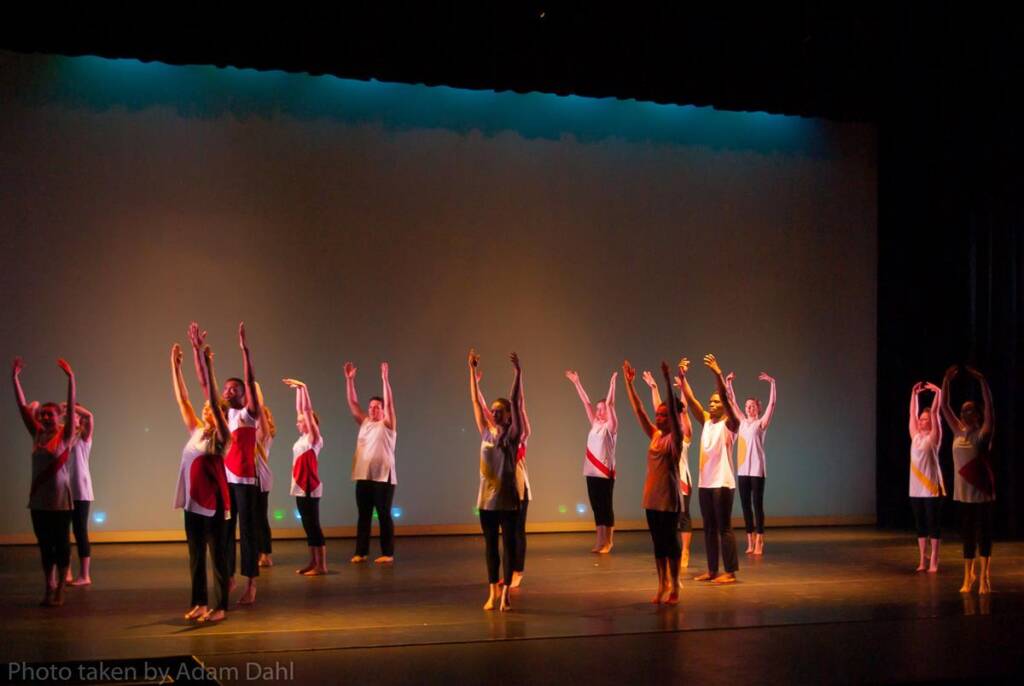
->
[904,365,997,594]
[11,320,998,616]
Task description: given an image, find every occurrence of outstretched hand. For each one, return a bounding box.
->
[678,358,690,377]
[282,378,306,388]
[468,349,480,369]
[565,370,580,384]
[381,362,390,379]
[703,354,722,375]
[171,343,184,366]
[344,362,357,379]
[758,372,775,383]
[188,322,207,349]
[238,322,248,350]
[12,356,25,377]
[641,370,657,388]
[57,358,73,377]
[510,352,521,371]
[622,360,636,383]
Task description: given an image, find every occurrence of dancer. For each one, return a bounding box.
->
[66,403,95,585]
[254,383,276,568]
[643,370,693,570]
[171,343,231,623]
[566,369,618,554]
[679,354,740,584]
[724,371,777,555]
[476,367,533,587]
[623,360,683,604]
[906,381,944,572]
[940,365,995,593]
[190,321,262,605]
[345,361,398,564]
[469,349,524,612]
[13,357,77,607]
[284,379,326,575]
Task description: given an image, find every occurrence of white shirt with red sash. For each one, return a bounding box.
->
[174,429,231,518]
[583,421,617,479]
[291,433,325,498]
[224,407,258,486]
[28,432,75,511]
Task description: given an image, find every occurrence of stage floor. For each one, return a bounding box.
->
[2,527,1022,684]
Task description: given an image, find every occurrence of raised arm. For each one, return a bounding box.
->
[676,376,693,442]
[238,322,260,418]
[11,357,40,436]
[254,381,271,441]
[467,350,489,434]
[381,362,397,431]
[508,353,524,443]
[518,368,531,442]
[758,372,778,430]
[56,359,77,442]
[678,358,707,427]
[908,382,922,440]
[623,360,655,439]
[474,369,495,426]
[704,354,740,432]
[285,379,322,446]
[565,370,595,424]
[187,322,209,398]
[723,372,744,424]
[939,365,964,434]
[924,382,942,445]
[171,343,201,432]
[967,367,995,443]
[661,362,683,448]
[344,362,368,425]
[606,371,618,434]
[75,404,94,442]
[642,370,663,413]
[201,346,230,446]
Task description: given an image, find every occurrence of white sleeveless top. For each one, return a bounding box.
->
[583,421,617,479]
[291,433,324,498]
[351,419,397,484]
[736,419,767,478]
[69,437,94,501]
[224,407,258,485]
[679,438,693,496]
[952,429,995,503]
[257,435,274,493]
[699,419,736,489]
[909,432,945,498]
[174,429,230,518]
[28,433,74,511]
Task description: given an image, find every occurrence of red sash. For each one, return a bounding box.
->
[30,434,70,497]
[293,449,321,495]
[959,455,995,498]
[516,443,527,463]
[190,453,231,512]
[586,448,615,479]
[225,426,257,478]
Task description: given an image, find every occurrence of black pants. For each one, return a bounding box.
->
[257,490,273,555]
[184,510,229,610]
[296,496,325,547]
[737,476,766,534]
[586,476,615,527]
[699,487,739,574]
[227,483,260,578]
[910,496,942,539]
[30,510,72,572]
[355,480,396,557]
[479,509,518,584]
[71,500,91,558]
[645,509,682,559]
[678,492,692,533]
[960,501,994,559]
[513,500,528,573]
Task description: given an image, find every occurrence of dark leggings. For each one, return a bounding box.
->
[678,492,692,532]
[296,496,325,547]
[184,510,229,610]
[227,483,260,578]
[71,500,91,558]
[257,490,273,555]
[355,480,396,557]
[479,509,518,584]
[645,509,682,559]
[513,500,528,573]
[737,476,766,534]
[30,510,72,572]
[699,487,739,574]
[960,501,994,559]
[910,496,942,539]
[586,476,615,527]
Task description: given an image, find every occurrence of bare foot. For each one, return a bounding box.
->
[693,572,715,582]
[65,569,74,583]
[70,576,92,586]
[510,571,524,589]
[199,608,226,623]
[680,550,690,570]
[48,586,65,607]
[499,586,512,612]
[712,573,737,585]
[959,574,977,593]
[591,545,601,553]
[238,584,256,605]
[374,556,394,564]
[350,555,368,563]
[296,562,315,575]
[754,535,765,556]
[652,585,668,604]
[597,543,613,554]
[927,565,939,574]
[483,584,498,610]
[185,605,207,620]
[258,554,274,567]
[915,561,927,572]
[302,567,327,576]
[745,534,754,554]
[979,578,992,594]
[665,590,679,605]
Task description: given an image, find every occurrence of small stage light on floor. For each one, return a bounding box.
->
[293,508,302,521]
[558,505,568,514]
[92,511,106,524]
[273,509,284,521]
[392,507,403,519]
[576,503,587,514]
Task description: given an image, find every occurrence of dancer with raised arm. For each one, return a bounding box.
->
[941,365,996,593]
[624,360,683,604]
[345,361,398,564]
[66,403,95,585]
[566,370,618,553]
[171,342,232,623]
[284,379,326,575]
[13,357,77,607]
[905,381,944,572]
[254,382,276,568]
[469,350,525,611]
[724,371,777,556]
[679,354,741,584]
